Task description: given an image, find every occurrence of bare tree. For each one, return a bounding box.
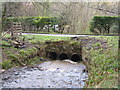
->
[2,2,119,34]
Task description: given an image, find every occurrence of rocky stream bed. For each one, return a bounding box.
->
[1,60,88,88]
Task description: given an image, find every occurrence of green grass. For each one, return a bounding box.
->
[23,31,49,34]
[23,31,60,34]
[88,74,118,88]
[85,36,119,88]
[0,41,11,45]
[99,77,118,88]
[24,34,70,44]
[2,33,11,38]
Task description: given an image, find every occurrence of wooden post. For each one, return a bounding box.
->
[11,22,14,39]
[11,22,22,40]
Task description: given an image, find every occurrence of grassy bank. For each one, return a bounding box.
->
[1,34,119,88]
[1,34,70,69]
[84,36,119,88]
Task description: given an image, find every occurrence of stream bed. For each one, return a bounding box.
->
[2,60,88,88]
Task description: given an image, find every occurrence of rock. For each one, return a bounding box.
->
[33,68,38,70]
[15,72,19,75]
[57,68,59,70]
[12,41,19,45]
[45,41,51,44]
[15,80,18,83]
[38,67,45,71]
[17,87,22,88]
[71,37,79,40]
[82,69,88,73]
[0,69,5,73]
[81,73,88,82]
[19,45,26,49]
[2,76,10,80]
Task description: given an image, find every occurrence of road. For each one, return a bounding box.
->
[22,33,92,37]
[22,33,117,37]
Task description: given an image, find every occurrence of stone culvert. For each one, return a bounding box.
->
[39,41,83,62]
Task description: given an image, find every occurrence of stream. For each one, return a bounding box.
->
[1,60,88,88]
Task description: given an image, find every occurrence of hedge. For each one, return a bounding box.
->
[2,16,62,31]
[89,16,120,34]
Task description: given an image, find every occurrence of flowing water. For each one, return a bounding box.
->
[2,60,88,88]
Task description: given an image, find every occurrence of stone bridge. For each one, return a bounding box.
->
[39,41,83,62]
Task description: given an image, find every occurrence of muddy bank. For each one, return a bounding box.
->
[2,60,88,88]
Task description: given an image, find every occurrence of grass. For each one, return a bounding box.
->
[0,60,12,69]
[23,34,70,44]
[2,47,41,69]
[23,31,49,34]
[99,76,118,88]
[23,31,59,34]
[0,41,11,45]
[85,36,119,88]
[89,73,118,88]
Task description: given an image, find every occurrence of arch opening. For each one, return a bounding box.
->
[59,53,68,60]
[49,52,57,60]
[71,54,82,62]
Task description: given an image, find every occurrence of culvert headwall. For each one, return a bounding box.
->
[39,41,83,62]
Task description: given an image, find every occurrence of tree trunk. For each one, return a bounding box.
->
[53,25,55,32]
[107,26,110,34]
[48,25,49,32]
[37,26,39,31]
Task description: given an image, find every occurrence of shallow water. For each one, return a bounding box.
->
[2,60,88,88]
